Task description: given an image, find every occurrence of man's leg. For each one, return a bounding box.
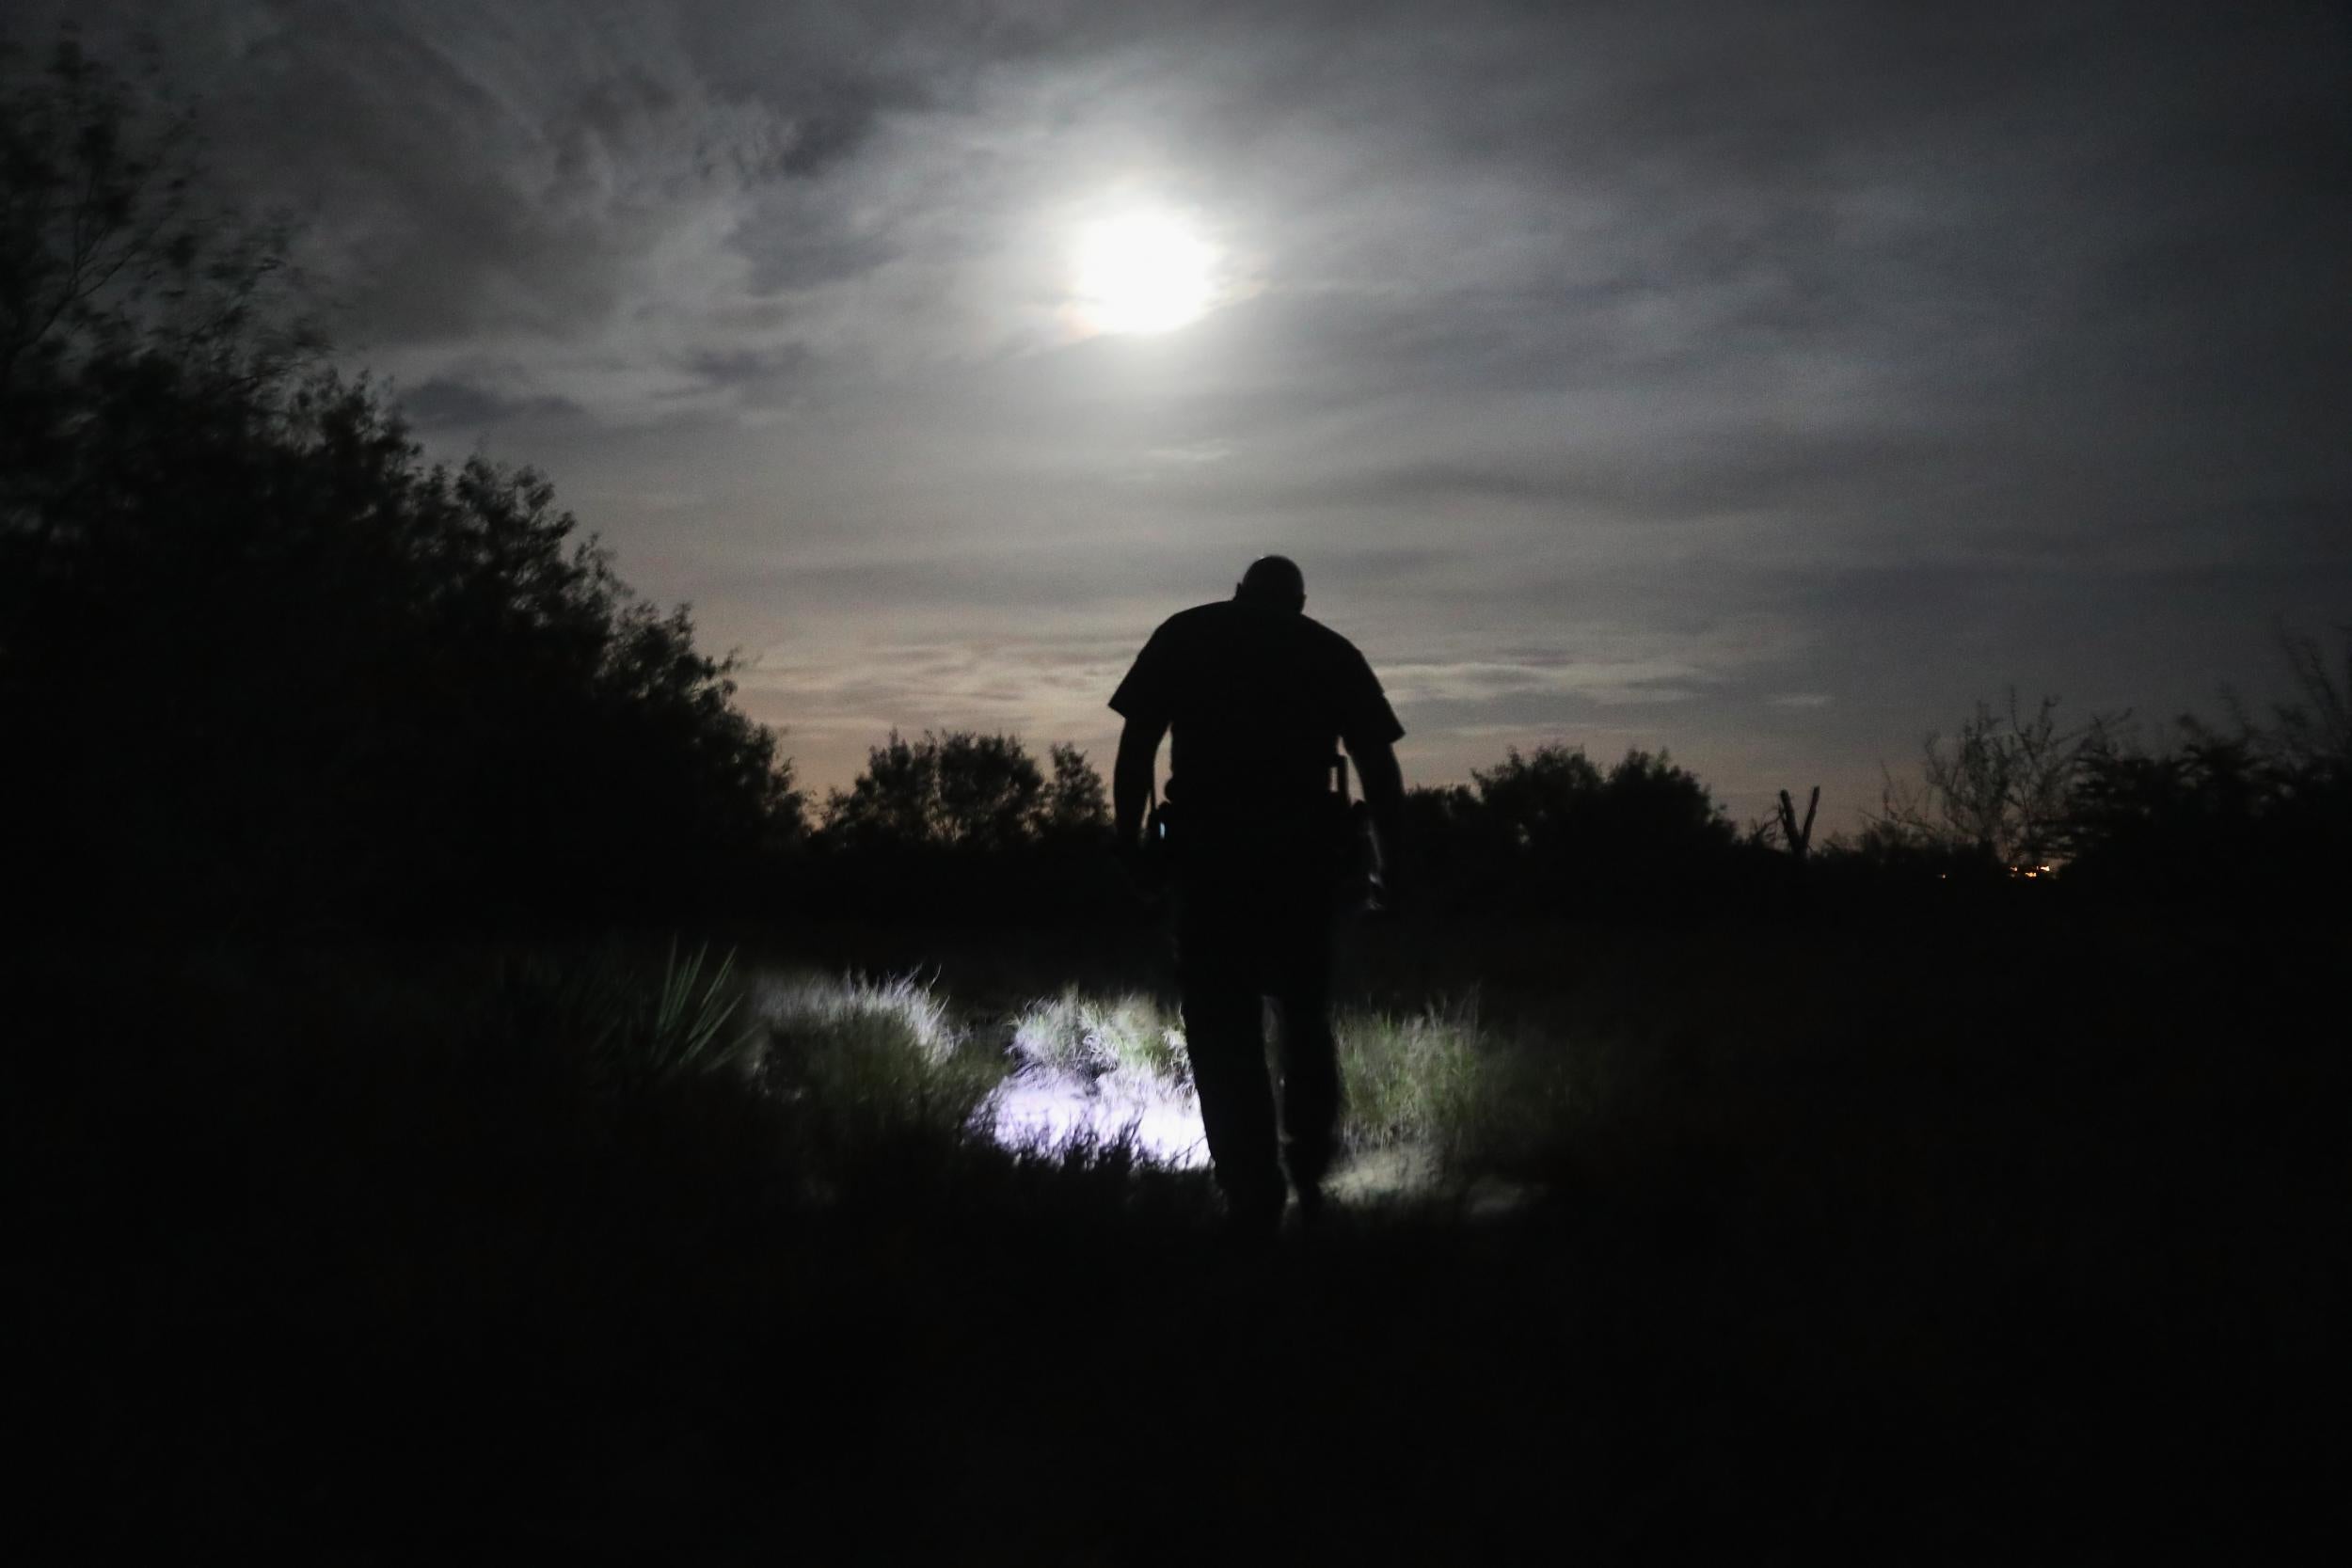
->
[1269,912,1341,1212]
[1178,944,1285,1235]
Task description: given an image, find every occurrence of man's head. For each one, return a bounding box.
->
[1234,554,1306,613]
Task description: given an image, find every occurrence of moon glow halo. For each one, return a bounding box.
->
[1070,208,1217,336]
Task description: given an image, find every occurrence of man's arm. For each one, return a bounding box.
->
[1349,733,1406,898]
[1113,715,1168,849]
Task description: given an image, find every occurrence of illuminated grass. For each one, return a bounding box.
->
[996,987,1205,1166]
[1336,993,1484,1157]
[753,971,998,1139]
[755,970,958,1062]
[740,972,1214,1169]
[737,970,1577,1187]
[1009,987,1189,1085]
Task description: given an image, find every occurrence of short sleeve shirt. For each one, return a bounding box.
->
[1109,600,1404,814]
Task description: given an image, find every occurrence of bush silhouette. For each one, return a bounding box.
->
[1868,691,2116,869]
[1396,744,1750,919]
[0,40,803,935]
[820,730,1109,852]
[805,730,1116,922]
[2062,626,2351,911]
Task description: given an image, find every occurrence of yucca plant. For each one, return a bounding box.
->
[633,939,754,1082]
[477,940,758,1100]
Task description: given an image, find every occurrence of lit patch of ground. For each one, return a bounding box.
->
[1327,1144,1443,1204]
[982,1063,1209,1167]
[745,972,1541,1209]
[1326,1145,1537,1218]
[985,986,1207,1165]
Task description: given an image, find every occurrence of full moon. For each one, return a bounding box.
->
[1070,208,1217,336]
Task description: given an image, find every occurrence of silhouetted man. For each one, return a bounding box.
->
[1110,555,1406,1242]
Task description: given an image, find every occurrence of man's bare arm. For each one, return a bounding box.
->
[1113,715,1168,848]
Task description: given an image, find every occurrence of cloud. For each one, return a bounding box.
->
[1383,659,1708,709]
[18,0,2347,812]
[399,375,581,430]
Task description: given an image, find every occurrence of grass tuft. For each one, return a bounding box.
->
[1009,986,1190,1086]
[755,971,1000,1141]
[1336,991,1486,1159]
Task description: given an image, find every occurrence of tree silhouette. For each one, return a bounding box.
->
[821,730,1105,851]
[0,32,316,404]
[2257,623,2350,781]
[1,37,803,934]
[2062,624,2350,909]
[1391,744,1743,917]
[934,732,1047,851]
[1870,692,2118,868]
[1042,742,1111,842]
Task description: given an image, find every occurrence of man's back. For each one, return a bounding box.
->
[1107,557,1407,1243]
[1109,598,1401,819]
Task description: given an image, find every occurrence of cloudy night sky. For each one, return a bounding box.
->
[30,1,2350,826]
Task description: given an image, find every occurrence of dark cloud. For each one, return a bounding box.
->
[398,376,582,430]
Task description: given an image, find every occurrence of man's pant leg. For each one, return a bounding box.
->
[1177,914,1285,1227]
[1269,911,1340,1196]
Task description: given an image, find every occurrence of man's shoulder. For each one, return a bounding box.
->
[1141,604,1375,689]
[1155,601,1237,635]
[1157,602,1361,648]
[1295,612,1365,659]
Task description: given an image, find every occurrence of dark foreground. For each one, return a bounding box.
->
[13,914,2344,1563]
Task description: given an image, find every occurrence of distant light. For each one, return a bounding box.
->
[1070,208,1217,335]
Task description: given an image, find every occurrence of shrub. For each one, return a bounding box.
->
[475,940,762,1100]
[1397,745,1746,918]
[754,972,1000,1144]
[2062,625,2352,910]
[1336,994,1484,1157]
[821,731,1108,851]
[1009,987,1189,1086]
[1870,691,2116,868]
[0,39,804,937]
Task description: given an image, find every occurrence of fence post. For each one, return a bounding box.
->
[1777,785,1820,865]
